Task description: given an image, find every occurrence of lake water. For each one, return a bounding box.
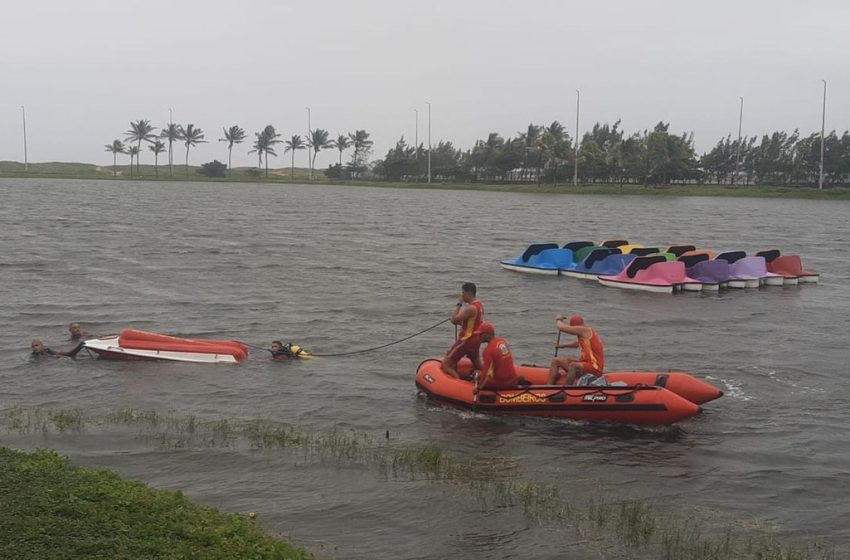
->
[1,178,849,559]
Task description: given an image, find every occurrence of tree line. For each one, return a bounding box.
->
[106,118,850,187]
[373,121,850,187]
[104,120,373,179]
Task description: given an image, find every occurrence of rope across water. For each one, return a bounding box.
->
[240,317,451,358]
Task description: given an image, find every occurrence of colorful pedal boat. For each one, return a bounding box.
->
[82,329,249,363]
[415,359,713,426]
[757,250,819,285]
[716,252,782,288]
[597,256,702,293]
[678,253,731,291]
[500,243,579,275]
[560,248,637,280]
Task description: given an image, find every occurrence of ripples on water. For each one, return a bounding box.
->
[2,178,850,558]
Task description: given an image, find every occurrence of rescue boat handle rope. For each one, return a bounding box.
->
[307,317,452,357]
[493,384,650,401]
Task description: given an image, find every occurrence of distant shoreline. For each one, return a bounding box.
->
[2,162,849,200]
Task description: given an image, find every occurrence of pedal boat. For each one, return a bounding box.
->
[716,252,782,288]
[500,243,575,275]
[560,248,636,280]
[678,253,731,291]
[415,359,716,426]
[82,329,249,363]
[756,250,819,285]
[597,256,703,293]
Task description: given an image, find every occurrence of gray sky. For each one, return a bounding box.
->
[2,0,848,169]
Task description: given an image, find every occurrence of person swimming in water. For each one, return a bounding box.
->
[270,340,309,360]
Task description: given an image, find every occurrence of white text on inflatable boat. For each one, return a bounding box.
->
[582,394,608,402]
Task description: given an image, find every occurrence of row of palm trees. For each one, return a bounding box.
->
[105,119,373,179]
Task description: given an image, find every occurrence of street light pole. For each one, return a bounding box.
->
[414,108,419,160]
[573,89,580,186]
[306,107,312,180]
[169,107,173,124]
[426,101,431,184]
[734,96,743,186]
[21,105,29,172]
[819,80,826,190]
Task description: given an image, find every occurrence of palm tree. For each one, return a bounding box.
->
[284,135,306,179]
[181,124,206,176]
[219,125,246,177]
[307,128,332,179]
[125,120,157,176]
[248,125,282,178]
[348,129,374,178]
[160,123,182,177]
[332,134,352,167]
[127,146,140,178]
[148,140,167,177]
[104,139,127,177]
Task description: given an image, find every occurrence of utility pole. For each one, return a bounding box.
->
[306,107,312,180]
[573,90,580,186]
[426,101,432,184]
[734,97,743,185]
[819,80,826,190]
[21,105,29,172]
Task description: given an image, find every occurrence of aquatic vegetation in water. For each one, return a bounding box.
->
[0,406,837,560]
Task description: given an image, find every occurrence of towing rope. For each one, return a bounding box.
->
[309,317,452,357]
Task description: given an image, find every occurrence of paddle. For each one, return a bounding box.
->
[554,315,564,357]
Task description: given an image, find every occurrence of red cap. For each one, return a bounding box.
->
[473,321,495,335]
[569,314,584,326]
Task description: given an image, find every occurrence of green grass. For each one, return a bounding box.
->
[0,445,311,560]
[2,160,849,199]
[0,406,839,560]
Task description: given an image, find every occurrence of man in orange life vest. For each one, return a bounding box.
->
[548,314,605,385]
[473,321,522,391]
[441,282,484,379]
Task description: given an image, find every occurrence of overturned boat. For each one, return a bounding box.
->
[82,329,249,363]
[415,359,713,426]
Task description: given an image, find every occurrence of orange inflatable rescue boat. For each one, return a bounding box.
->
[416,359,720,426]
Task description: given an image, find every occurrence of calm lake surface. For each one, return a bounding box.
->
[2,177,849,559]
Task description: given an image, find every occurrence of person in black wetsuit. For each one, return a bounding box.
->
[31,339,84,359]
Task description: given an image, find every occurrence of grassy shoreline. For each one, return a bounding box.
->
[0,445,312,560]
[0,406,838,560]
[2,161,850,199]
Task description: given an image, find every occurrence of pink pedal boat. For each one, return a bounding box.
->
[756,250,820,285]
[597,255,703,293]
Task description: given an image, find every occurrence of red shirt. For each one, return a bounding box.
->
[457,300,484,341]
[480,336,518,390]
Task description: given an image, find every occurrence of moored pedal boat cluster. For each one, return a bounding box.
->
[501,240,818,294]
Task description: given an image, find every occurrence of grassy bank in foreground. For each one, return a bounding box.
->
[3,160,850,199]
[0,446,311,560]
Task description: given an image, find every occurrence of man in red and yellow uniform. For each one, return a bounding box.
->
[474,322,520,391]
[441,282,484,379]
[547,314,605,385]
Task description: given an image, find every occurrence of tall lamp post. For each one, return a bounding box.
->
[426,101,431,184]
[306,107,312,180]
[819,80,826,190]
[21,105,29,172]
[734,96,743,185]
[573,90,580,186]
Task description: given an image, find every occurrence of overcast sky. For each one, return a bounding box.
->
[2,0,848,169]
